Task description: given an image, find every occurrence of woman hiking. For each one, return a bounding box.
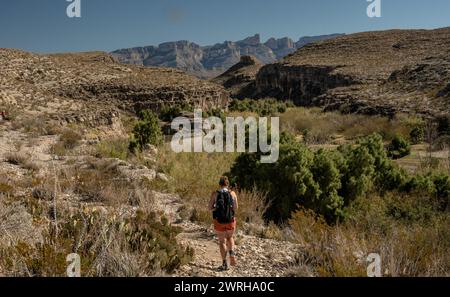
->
[209,176,238,271]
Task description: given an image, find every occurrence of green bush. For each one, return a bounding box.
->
[410,126,424,144]
[432,174,450,210]
[387,135,411,159]
[338,145,375,205]
[229,132,346,223]
[310,150,345,220]
[229,98,293,116]
[159,103,190,122]
[228,132,447,224]
[129,110,163,153]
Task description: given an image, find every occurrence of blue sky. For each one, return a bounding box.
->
[0,0,449,53]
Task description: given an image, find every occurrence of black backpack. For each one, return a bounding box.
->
[213,191,235,224]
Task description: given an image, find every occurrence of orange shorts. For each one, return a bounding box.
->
[213,219,236,232]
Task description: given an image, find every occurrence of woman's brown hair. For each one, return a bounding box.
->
[219,176,230,187]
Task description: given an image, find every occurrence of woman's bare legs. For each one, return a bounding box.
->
[225,230,236,266]
[217,231,228,261]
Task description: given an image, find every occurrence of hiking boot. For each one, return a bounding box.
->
[229,250,237,266]
[218,260,229,271]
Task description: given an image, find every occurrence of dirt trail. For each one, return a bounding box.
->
[152,192,300,277]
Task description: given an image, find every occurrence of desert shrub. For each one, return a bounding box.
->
[11,117,61,136]
[432,174,450,210]
[280,108,414,142]
[5,152,29,166]
[302,129,333,145]
[310,149,345,220]
[156,144,238,199]
[203,107,227,119]
[159,103,190,122]
[94,138,129,160]
[189,208,212,225]
[50,142,67,156]
[0,208,193,276]
[50,128,83,156]
[61,159,141,206]
[229,98,293,116]
[287,197,449,277]
[338,145,375,204]
[4,152,39,171]
[124,211,194,273]
[0,181,14,196]
[235,189,269,226]
[354,134,410,193]
[33,158,149,207]
[129,110,162,153]
[410,126,425,144]
[60,129,82,149]
[0,104,17,121]
[400,172,449,210]
[387,135,411,159]
[0,201,38,246]
[260,221,284,240]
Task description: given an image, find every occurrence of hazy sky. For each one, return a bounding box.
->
[1,0,449,53]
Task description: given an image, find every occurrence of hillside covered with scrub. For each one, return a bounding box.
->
[1,95,448,276]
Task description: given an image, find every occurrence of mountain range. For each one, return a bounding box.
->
[111,33,344,79]
[215,28,450,116]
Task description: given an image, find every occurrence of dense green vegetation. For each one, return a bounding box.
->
[387,135,411,159]
[228,132,449,223]
[129,110,163,152]
[229,98,294,116]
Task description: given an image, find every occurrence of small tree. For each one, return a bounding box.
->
[410,126,424,144]
[129,110,163,153]
[387,135,411,160]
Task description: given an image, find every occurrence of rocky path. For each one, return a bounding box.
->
[152,192,300,277]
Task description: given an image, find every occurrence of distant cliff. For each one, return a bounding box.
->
[242,28,450,117]
[111,34,343,79]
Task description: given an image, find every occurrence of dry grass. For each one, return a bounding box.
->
[236,189,269,226]
[50,128,83,156]
[0,156,191,276]
[93,138,129,160]
[11,117,62,136]
[0,201,41,246]
[154,144,238,225]
[4,152,39,172]
[287,194,449,277]
[280,108,416,144]
[0,205,190,276]
[44,158,152,207]
[394,144,450,175]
